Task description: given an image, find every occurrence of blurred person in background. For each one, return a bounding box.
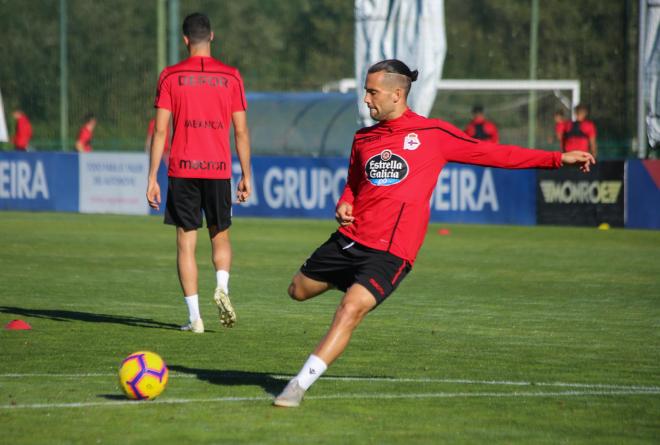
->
[11,109,32,151]
[75,113,96,153]
[553,109,567,147]
[561,104,597,157]
[465,105,498,143]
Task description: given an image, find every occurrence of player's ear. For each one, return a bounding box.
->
[182,35,190,47]
[209,31,214,43]
[392,87,403,103]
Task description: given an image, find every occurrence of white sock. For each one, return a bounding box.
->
[294,354,328,390]
[184,294,200,323]
[216,270,229,292]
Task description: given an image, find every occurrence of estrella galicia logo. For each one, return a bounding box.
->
[365,149,409,186]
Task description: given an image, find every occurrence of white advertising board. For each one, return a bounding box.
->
[79,153,149,215]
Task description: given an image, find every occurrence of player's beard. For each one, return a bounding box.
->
[369,107,384,121]
[370,106,395,122]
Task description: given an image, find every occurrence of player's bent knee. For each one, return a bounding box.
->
[287,282,306,301]
[336,301,368,328]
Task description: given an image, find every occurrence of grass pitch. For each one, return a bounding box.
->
[0,211,659,444]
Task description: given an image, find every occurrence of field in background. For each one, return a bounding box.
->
[1,212,659,444]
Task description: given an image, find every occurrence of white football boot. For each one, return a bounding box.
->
[273,379,306,408]
[213,287,236,328]
[180,318,204,334]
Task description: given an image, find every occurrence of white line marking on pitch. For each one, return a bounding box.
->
[1,373,658,392]
[1,390,659,410]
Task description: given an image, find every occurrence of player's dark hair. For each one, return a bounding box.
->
[368,59,418,96]
[472,105,484,114]
[182,12,211,44]
[83,112,95,123]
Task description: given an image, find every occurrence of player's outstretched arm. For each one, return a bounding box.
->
[561,150,596,173]
[232,110,252,203]
[146,108,171,210]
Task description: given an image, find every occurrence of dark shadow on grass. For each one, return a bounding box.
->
[0,306,183,330]
[167,365,397,397]
[168,364,288,396]
[99,394,128,400]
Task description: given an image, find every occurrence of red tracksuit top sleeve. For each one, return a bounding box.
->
[338,139,360,207]
[441,122,562,169]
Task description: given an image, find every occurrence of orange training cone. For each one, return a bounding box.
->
[4,319,32,330]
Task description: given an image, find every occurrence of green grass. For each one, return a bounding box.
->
[0,211,659,444]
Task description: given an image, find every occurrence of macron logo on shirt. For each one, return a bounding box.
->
[178,160,227,172]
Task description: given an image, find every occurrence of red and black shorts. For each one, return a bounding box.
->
[164,177,231,231]
[300,231,412,305]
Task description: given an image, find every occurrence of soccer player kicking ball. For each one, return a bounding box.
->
[147,13,251,332]
[273,59,595,407]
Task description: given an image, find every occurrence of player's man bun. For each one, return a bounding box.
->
[368,59,418,96]
[368,59,418,82]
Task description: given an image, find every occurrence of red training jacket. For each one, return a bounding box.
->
[338,109,562,264]
[464,118,499,143]
[561,119,596,152]
[12,115,32,150]
[154,56,247,179]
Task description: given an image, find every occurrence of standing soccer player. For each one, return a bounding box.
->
[561,104,597,158]
[146,12,251,333]
[274,59,595,407]
[11,109,32,151]
[464,105,499,143]
[75,113,96,153]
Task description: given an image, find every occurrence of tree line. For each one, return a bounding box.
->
[0,0,636,155]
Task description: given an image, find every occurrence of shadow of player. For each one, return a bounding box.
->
[0,305,181,330]
[168,364,287,396]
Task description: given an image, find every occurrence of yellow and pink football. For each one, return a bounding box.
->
[118,351,168,400]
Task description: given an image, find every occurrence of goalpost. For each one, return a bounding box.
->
[435,79,580,114]
[322,78,581,149]
[324,78,580,110]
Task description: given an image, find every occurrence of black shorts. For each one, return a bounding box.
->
[164,177,232,230]
[300,232,412,305]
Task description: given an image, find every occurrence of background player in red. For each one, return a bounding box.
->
[464,104,499,143]
[561,104,597,157]
[11,109,32,151]
[75,113,96,153]
[274,59,594,407]
[146,12,251,333]
[553,109,567,147]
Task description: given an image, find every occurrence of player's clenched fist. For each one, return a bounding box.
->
[147,180,161,210]
[236,176,251,203]
[335,202,355,226]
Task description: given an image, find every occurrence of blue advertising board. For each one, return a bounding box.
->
[230,156,537,225]
[430,164,536,225]
[0,152,537,226]
[626,160,660,229]
[0,151,78,212]
[230,156,348,219]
